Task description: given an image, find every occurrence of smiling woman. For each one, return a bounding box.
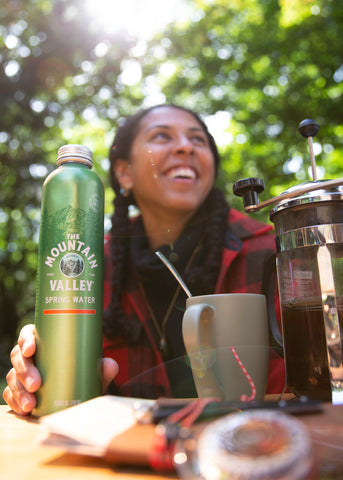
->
[3,103,286,415]
[83,0,190,39]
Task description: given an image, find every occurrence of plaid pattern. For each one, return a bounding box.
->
[103,208,285,398]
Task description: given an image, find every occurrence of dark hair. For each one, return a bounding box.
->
[103,104,229,341]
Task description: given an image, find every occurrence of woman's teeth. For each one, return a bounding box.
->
[167,167,196,179]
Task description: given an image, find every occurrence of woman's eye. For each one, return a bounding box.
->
[191,135,207,145]
[151,132,170,141]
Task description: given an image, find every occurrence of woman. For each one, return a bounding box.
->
[3,104,285,414]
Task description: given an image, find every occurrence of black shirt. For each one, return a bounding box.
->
[129,213,208,397]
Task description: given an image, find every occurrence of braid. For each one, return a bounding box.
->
[103,194,141,342]
[184,188,229,295]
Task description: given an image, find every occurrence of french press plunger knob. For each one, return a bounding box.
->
[232,177,265,209]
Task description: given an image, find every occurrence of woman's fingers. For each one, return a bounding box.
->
[18,324,37,358]
[2,324,40,415]
[10,343,41,393]
[102,357,119,392]
[3,369,37,415]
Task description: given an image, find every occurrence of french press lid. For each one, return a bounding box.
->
[269,180,343,218]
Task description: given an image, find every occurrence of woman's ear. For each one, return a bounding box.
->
[113,159,133,192]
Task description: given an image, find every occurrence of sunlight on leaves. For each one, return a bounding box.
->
[279,0,316,27]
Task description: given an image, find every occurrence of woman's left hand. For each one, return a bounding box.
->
[102,357,119,391]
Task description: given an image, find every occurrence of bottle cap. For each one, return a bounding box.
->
[57,144,93,167]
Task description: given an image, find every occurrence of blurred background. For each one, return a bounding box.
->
[1,0,342,396]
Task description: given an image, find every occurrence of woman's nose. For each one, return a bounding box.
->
[173,135,194,155]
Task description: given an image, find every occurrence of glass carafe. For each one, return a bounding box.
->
[270,185,343,402]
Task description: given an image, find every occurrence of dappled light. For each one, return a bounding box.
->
[0,0,343,380]
[83,0,190,40]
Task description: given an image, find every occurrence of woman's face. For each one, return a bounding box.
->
[115,106,216,218]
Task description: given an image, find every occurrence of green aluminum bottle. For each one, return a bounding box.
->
[33,144,103,416]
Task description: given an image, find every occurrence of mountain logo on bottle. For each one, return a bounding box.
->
[60,253,85,278]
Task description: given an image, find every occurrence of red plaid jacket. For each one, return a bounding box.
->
[103,208,285,398]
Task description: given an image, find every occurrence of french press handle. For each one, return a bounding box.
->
[261,253,283,357]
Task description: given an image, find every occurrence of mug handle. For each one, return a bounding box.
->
[182,303,224,399]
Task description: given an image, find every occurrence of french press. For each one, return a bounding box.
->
[233,120,343,404]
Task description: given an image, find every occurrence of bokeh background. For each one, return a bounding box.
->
[1,0,342,395]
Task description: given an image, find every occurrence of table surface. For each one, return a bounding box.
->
[0,404,176,480]
[2,399,343,480]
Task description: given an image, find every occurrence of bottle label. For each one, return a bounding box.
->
[43,233,98,311]
[36,203,103,317]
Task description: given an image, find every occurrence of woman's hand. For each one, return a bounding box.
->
[101,357,119,392]
[2,324,119,416]
[3,324,40,415]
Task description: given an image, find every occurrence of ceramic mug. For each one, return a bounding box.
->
[182,293,269,402]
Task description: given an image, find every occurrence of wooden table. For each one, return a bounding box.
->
[1,401,343,480]
[0,405,176,480]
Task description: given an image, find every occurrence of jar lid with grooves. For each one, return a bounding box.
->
[195,410,314,480]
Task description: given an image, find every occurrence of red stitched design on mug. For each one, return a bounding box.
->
[231,346,256,401]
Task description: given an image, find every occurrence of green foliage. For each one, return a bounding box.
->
[0,0,140,370]
[0,0,343,372]
[142,0,343,205]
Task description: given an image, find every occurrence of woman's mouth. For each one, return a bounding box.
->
[165,166,197,180]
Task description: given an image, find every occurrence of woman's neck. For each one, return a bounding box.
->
[140,209,194,251]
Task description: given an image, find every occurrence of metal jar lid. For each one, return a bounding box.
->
[270,180,343,217]
[57,144,93,168]
[196,410,314,480]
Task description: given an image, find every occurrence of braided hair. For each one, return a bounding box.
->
[103,104,229,341]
